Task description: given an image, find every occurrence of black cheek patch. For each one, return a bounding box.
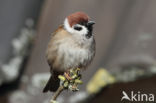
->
[74,26,82,31]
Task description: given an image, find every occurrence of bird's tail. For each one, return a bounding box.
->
[43,75,60,93]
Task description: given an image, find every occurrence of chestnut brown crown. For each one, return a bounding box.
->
[67,12,89,27]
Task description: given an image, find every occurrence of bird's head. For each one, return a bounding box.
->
[64,12,95,39]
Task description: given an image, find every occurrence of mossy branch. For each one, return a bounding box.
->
[50,68,83,103]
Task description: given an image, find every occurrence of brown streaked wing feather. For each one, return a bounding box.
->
[46,24,71,72]
[46,25,64,68]
[43,25,65,92]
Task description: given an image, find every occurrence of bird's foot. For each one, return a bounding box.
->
[64,72,72,80]
[58,68,83,91]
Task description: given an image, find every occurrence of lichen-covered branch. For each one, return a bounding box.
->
[50,68,83,103]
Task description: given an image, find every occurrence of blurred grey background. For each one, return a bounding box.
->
[1,0,156,103]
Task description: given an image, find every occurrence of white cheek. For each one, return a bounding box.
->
[71,25,88,36]
[64,18,88,36]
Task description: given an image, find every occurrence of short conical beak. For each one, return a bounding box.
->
[88,21,95,26]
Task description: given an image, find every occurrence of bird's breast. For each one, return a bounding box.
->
[55,37,95,71]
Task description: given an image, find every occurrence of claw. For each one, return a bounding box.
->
[58,68,83,92]
[64,72,72,80]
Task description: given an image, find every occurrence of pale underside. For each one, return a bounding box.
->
[46,26,95,72]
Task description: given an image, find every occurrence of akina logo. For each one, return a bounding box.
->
[121,91,155,102]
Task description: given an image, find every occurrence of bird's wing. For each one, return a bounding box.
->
[46,24,70,72]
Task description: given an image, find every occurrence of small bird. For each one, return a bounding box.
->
[43,12,95,93]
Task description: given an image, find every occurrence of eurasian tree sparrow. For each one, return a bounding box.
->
[43,12,95,92]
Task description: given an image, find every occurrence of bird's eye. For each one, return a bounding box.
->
[74,26,82,31]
